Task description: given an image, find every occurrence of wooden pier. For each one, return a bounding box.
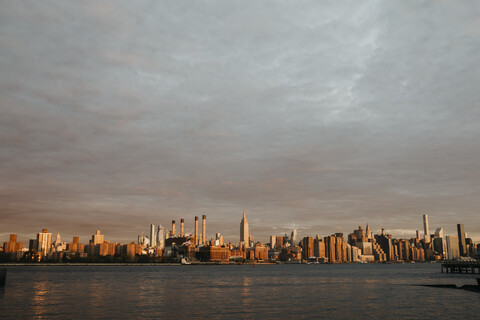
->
[441,261,480,274]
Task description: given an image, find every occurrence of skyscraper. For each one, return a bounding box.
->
[291,228,297,246]
[240,210,249,248]
[37,228,52,256]
[92,230,104,245]
[457,224,467,256]
[150,224,156,248]
[445,236,459,260]
[157,225,165,250]
[423,214,430,243]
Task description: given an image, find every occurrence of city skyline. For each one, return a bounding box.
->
[2,211,477,245]
[2,2,480,242]
[2,211,477,265]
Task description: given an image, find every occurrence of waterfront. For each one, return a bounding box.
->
[0,264,478,319]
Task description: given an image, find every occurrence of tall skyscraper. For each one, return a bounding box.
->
[423,214,430,243]
[291,228,297,246]
[202,215,206,245]
[157,225,165,249]
[434,228,444,238]
[194,216,199,245]
[37,228,52,256]
[270,235,276,249]
[240,210,249,248]
[445,236,459,260]
[150,224,156,248]
[457,224,467,256]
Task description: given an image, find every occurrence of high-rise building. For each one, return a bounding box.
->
[291,228,297,246]
[457,224,467,256]
[302,236,314,260]
[269,236,276,249]
[365,224,373,240]
[150,224,156,248]
[275,236,284,249]
[423,214,430,243]
[375,233,393,261]
[324,235,336,262]
[194,216,199,245]
[445,236,459,260]
[433,237,445,258]
[434,228,444,238]
[157,225,165,249]
[314,238,325,258]
[240,210,249,247]
[37,228,52,256]
[92,230,104,245]
[215,233,224,246]
[3,234,23,253]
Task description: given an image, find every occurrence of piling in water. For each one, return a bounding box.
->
[0,268,6,286]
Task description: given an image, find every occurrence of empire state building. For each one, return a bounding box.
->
[240,210,249,248]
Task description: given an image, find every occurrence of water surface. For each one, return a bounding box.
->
[0,264,478,319]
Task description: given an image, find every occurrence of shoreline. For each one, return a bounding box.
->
[0,261,436,267]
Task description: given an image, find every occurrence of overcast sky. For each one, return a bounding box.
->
[1,1,480,244]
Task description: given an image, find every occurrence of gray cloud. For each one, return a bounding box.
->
[1,1,480,244]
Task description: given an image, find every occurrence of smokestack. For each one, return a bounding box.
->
[202,215,206,245]
[180,219,184,237]
[423,214,430,243]
[172,220,176,237]
[195,216,199,245]
[381,228,385,236]
[416,230,420,240]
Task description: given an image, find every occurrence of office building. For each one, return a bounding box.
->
[240,210,249,248]
[3,234,23,253]
[445,236,460,260]
[423,214,430,243]
[457,224,467,256]
[291,228,297,246]
[270,235,276,249]
[150,224,156,248]
[92,230,104,245]
[37,228,52,256]
[157,225,165,249]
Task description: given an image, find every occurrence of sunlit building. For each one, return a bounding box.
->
[37,228,52,256]
[240,210,249,248]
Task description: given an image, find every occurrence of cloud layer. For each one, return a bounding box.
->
[1,1,480,243]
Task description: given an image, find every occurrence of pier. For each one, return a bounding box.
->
[0,268,6,286]
[441,261,480,274]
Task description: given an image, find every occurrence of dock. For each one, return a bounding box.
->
[441,261,480,274]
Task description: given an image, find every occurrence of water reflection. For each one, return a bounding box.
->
[0,265,477,319]
[32,281,48,319]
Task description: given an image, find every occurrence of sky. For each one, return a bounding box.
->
[1,1,480,244]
